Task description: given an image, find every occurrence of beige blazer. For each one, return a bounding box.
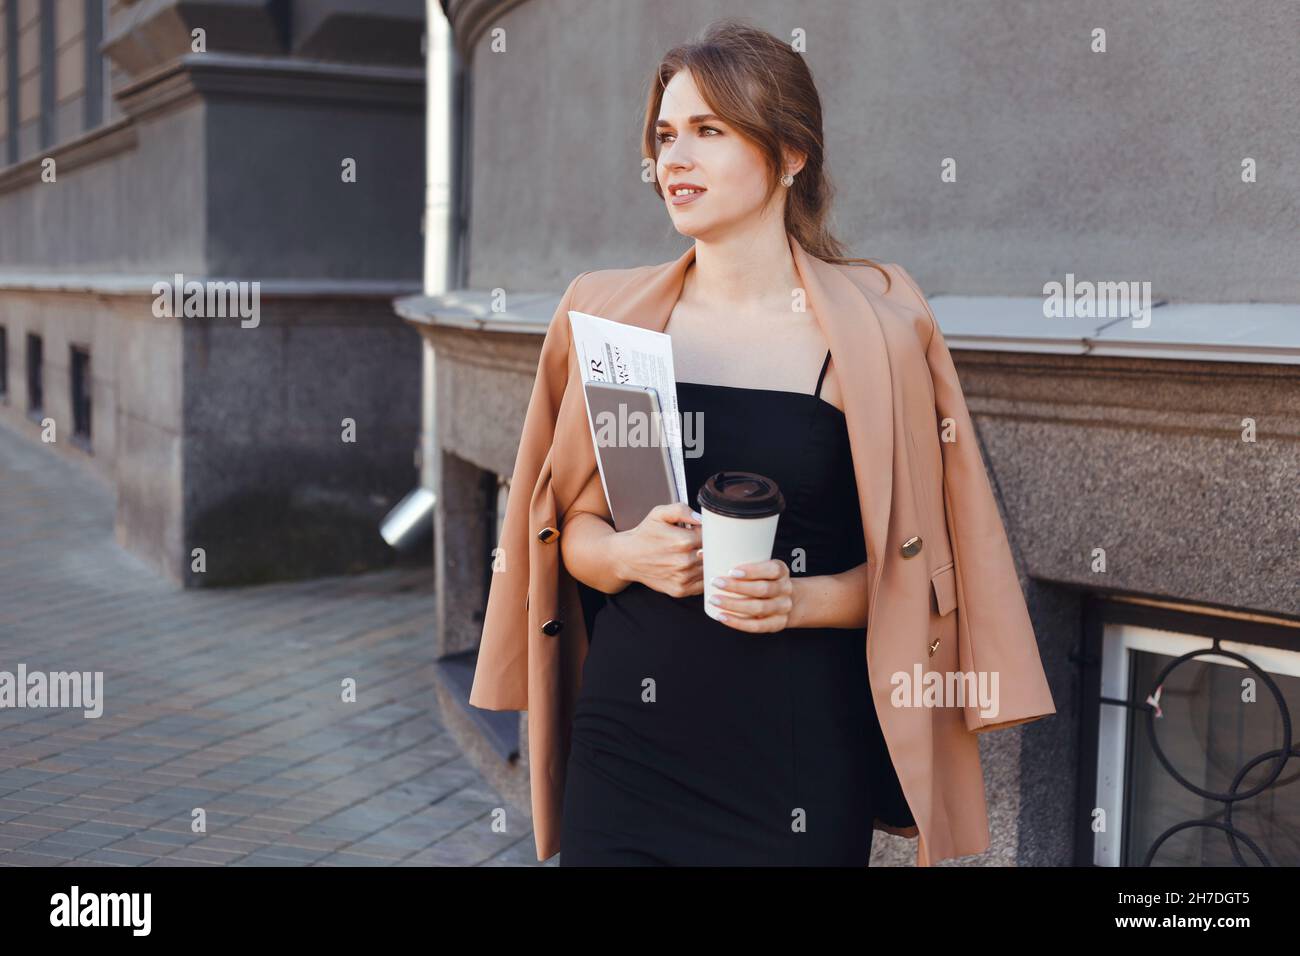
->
[468,233,1056,866]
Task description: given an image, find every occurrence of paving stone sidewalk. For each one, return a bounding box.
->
[0,424,548,867]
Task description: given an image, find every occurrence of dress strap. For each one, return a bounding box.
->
[813,349,832,399]
[790,348,839,570]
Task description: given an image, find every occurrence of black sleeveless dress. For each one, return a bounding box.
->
[560,350,912,866]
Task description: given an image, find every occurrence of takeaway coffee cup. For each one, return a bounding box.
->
[697,471,785,622]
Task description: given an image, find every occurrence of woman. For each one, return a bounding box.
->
[468,19,1056,867]
[556,21,909,867]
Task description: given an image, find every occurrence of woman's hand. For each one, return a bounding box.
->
[612,502,704,598]
[709,559,796,633]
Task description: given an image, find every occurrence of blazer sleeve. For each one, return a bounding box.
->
[468,271,590,712]
[892,264,1056,734]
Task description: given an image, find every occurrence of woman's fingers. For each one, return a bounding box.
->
[715,613,775,632]
[710,576,777,597]
[710,560,788,596]
[708,559,791,631]
[653,501,702,529]
[710,591,792,618]
[723,559,786,580]
[713,604,786,633]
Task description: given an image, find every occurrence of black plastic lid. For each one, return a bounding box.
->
[697,471,785,519]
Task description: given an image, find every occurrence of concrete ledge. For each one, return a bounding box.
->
[0,275,420,297]
[931,296,1300,365]
[433,650,520,763]
[394,290,556,334]
[397,289,1300,365]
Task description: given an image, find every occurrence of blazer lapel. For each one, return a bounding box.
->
[585,235,895,619]
[788,239,895,617]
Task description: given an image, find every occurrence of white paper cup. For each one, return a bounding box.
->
[697,471,785,622]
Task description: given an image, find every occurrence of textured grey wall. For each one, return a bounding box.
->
[0,95,425,279]
[205,98,423,279]
[0,108,207,274]
[180,301,422,586]
[462,0,1298,300]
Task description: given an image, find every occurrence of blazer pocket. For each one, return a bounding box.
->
[930,561,957,617]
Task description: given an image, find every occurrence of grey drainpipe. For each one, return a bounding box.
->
[382,1,456,548]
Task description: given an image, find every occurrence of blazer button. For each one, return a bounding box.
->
[541,618,564,636]
[537,526,560,544]
[900,535,923,558]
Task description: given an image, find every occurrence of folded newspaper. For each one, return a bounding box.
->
[567,310,689,513]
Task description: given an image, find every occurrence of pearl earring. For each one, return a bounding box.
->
[780,173,794,187]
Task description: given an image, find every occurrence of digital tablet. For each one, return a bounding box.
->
[583,381,680,532]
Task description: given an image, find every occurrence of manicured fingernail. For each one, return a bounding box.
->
[691,511,703,522]
[697,548,704,558]
[728,567,745,577]
[709,595,722,605]
[711,577,726,588]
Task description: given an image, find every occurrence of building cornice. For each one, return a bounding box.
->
[0,119,137,196]
[443,0,531,60]
[116,52,425,122]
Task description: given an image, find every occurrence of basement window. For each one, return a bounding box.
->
[71,344,92,450]
[1081,600,1300,866]
[26,333,43,417]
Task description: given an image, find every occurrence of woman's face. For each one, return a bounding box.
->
[654,70,781,241]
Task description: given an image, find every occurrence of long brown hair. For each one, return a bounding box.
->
[642,18,891,292]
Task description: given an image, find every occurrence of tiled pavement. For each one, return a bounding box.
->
[0,423,549,867]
